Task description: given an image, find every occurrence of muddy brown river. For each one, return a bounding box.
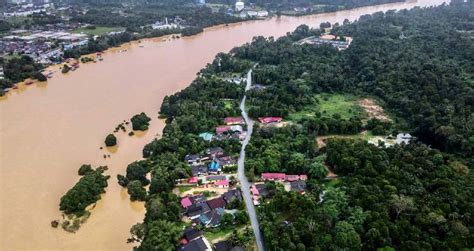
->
[0,0,448,249]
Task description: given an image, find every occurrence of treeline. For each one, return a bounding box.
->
[59,165,110,215]
[207,0,403,11]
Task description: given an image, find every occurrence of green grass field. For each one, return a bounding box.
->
[72,26,124,36]
[289,94,365,121]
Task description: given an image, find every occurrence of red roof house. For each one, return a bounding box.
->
[188,177,198,184]
[216,126,231,134]
[286,175,299,182]
[214,180,229,188]
[261,173,286,181]
[258,117,283,124]
[224,117,244,125]
[251,185,259,195]
[181,197,192,208]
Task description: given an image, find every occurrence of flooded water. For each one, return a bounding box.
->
[0,0,448,250]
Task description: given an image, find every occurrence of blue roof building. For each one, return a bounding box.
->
[199,132,213,142]
[208,161,220,173]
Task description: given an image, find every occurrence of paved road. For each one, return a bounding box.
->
[238,69,265,251]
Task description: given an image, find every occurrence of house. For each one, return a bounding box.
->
[258,117,283,124]
[255,184,269,197]
[299,175,308,181]
[192,165,208,176]
[286,175,299,182]
[208,161,221,174]
[216,126,232,134]
[223,189,242,203]
[186,202,211,219]
[183,227,202,242]
[181,197,193,208]
[206,147,225,157]
[290,180,306,194]
[396,133,412,145]
[214,241,231,251]
[214,180,229,188]
[224,116,244,125]
[207,175,226,182]
[261,173,286,181]
[198,208,225,227]
[188,176,198,184]
[185,154,201,165]
[179,236,212,251]
[206,197,226,210]
[189,194,206,204]
[199,132,213,142]
[217,156,237,167]
[216,125,243,134]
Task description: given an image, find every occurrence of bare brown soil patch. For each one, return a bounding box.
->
[357,98,391,121]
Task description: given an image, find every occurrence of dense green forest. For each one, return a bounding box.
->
[122,1,473,250]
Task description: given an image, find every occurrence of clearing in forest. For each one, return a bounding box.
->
[356,98,391,121]
[288,94,365,121]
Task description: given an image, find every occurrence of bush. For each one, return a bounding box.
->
[131,112,151,131]
[127,180,147,201]
[61,64,71,74]
[33,71,47,82]
[78,164,93,176]
[105,134,117,147]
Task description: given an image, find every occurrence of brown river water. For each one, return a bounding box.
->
[0,0,448,250]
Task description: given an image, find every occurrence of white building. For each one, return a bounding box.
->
[257,10,269,17]
[235,0,244,11]
[152,17,179,30]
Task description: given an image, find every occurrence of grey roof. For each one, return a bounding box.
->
[183,227,202,241]
[290,180,306,192]
[223,189,242,203]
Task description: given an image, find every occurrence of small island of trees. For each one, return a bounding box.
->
[105,133,117,147]
[131,112,151,131]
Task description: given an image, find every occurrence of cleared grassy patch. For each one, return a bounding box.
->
[289,94,365,121]
[204,228,234,242]
[178,185,194,193]
[223,100,233,110]
[73,26,124,36]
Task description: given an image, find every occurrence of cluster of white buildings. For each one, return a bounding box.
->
[4,0,53,17]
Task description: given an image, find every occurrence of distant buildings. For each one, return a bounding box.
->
[298,34,353,50]
[235,0,244,11]
[151,17,180,30]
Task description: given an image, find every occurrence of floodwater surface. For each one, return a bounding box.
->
[0,0,448,250]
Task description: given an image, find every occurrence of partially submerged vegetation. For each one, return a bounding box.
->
[57,165,110,232]
[131,112,151,131]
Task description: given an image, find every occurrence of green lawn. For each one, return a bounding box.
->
[72,26,124,36]
[223,100,233,110]
[288,94,365,121]
[204,228,234,242]
[178,186,193,193]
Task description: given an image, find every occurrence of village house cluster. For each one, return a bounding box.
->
[298,34,353,50]
[251,172,308,205]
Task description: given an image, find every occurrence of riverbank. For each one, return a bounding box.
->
[0,1,448,249]
[2,0,409,95]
